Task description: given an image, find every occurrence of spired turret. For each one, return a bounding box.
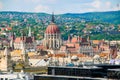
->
[0,47,12,71]
[10,32,15,50]
[21,41,29,66]
[4,47,10,55]
[21,41,26,55]
[28,26,32,37]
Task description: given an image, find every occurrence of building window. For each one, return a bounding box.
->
[5,78,8,80]
[1,78,3,80]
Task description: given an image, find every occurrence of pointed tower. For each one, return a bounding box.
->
[109,43,118,59]
[21,41,29,66]
[0,47,12,71]
[28,26,32,37]
[10,32,15,50]
[21,29,26,42]
[68,35,71,43]
[51,12,55,23]
[87,35,90,42]
[44,13,62,50]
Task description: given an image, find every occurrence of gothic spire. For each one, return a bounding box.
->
[28,26,32,37]
[21,41,26,55]
[4,47,10,56]
[51,12,55,23]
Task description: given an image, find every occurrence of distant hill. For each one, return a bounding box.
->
[62,11,120,24]
[0,11,120,40]
[0,10,120,24]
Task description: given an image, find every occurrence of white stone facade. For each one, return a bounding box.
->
[44,33,62,50]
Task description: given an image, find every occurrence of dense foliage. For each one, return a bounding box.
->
[0,11,120,40]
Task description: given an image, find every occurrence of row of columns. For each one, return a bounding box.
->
[44,33,62,49]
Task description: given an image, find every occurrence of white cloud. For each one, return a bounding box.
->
[24,0,56,4]
[112,4,120,11]
[47,0,56,3]
[88,0,112,12]
[24,0,42,3]
[30,0,41,3]
[106,1,111,9]
[0,2,3,10]
[91,0,101,9]
[34,5,50,13]
[87,8,95,12]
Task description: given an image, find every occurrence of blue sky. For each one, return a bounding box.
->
[0,0,119,14]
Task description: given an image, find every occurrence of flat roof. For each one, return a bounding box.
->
[0,74,18,79]
[35,74,107,80]
[108,68,120,71]
[48,66,102,69]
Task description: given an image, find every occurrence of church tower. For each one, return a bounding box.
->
[10,32,15,50]
[44,13,62,50]
[0,47,12,71]
[21,41,29,66]
[109,43,118,59]
[28,26,32,37]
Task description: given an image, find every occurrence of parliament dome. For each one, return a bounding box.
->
[45,22,60,34]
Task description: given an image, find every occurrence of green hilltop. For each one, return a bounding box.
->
[0,11,120,40]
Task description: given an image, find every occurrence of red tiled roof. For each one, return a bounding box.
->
[6,27,12,30]
[14,37,33,43]
[75,43,80,49]
[99,53,109,58]
[1,27,12,31]
[14,37,21,43]
[29,55,46,59]
[93,40,100,44]
[66,43,75,47]
[36,45,45,50]
[45,22,60,34]
[1,28,5,31]
[48,53,66,58]
[71,37,78,43]
[60,46,66,51]
[70,53,86,57]
[71,37,83,43]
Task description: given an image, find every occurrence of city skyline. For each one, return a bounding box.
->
[0,0,119,14]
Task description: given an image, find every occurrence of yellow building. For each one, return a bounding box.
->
[0,47,12,71]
